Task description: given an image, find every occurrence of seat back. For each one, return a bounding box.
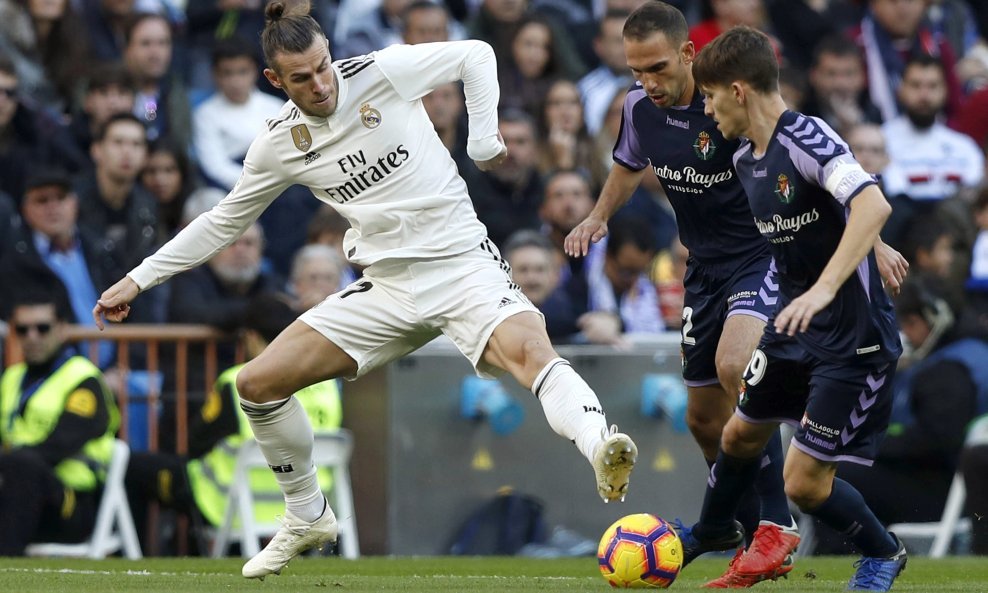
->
[211,429,359,559]
[888,415,988,557]
[26,439,143,559]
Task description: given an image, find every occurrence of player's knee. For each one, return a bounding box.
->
[714,355,746,396]
[784,476,827,511]
[521,336,556,370]
[720,420,763,459]
[685,408,722,456]
[235,364,273,404]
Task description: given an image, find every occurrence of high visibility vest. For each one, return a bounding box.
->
[186,365,343,526]
[0,356,119,492]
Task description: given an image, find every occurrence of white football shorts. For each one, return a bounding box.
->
[298,238,542,379]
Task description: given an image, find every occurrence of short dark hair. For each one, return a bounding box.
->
[623,1,688,44]
[903,53,946,81]
[244,293,297,343]
[693,26,778,94]
[403,0,447,24]
[94,112,147,143]
[261,1,324,71]
[85,63,135,95]
[211,36,258,68]
[902,214,950,265]
[503,229,554,260]
[498,107,537,136]
[124,12,171,47]
[811,35,864,68]
[600,8,631,35]
[10,290,70,322]
[974,185,988,214]
[607,217,656,257]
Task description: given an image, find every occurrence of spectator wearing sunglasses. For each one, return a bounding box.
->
[0,292,119,556]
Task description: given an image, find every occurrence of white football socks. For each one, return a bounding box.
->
[240,395,326,522]
[531,358,609,464]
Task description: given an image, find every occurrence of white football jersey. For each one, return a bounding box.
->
[129,40,504,291]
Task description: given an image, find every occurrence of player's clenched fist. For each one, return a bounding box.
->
[92,276,140,329]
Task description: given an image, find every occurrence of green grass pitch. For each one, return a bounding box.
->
[1,556,987,592]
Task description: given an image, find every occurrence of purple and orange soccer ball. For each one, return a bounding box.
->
[598,513,683,589]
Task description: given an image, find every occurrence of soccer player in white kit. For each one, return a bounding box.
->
[92,1,637,579]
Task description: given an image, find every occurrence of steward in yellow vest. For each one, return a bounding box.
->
[0,296,118,556]
[124,294,342,554]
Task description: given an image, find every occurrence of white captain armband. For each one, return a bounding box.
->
[824,159,873,203]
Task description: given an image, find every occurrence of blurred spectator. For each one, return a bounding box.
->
[767,0,862,70]
[184,0,265,95]
[538,169,593,280]
[498,14,569,117]
[422,81,469,172]
[927,0,981,62]
[336,0,412,58]
[539,79,607,190]
[167,222,282,332]
[778,65,808,112]
[577,9,632,135]
[593,86,627,172]
[193,37,283,191]
[967,188,988,294]
[69,64,136,161]
[503,228,582,340]
[0,171,122,368]
[853,0,963,121]
[0,0,91,112]
[305,205,358,288]
[882,55,984,204]
[0,54,87,198]
[123,12,191,146]
[690,0,776,53]
[803,35,882,135]
[651,235,687,330]
[401,0,452,44]
[468,0,585,81]
[902,214,956,281]
[464,109,544,247]
[180,186,225,228]
[583,217,662,335]
[950,86,988,153]
[75,113,157,271]
[142,137,196,238]
[817,277,988,552]
[289,243,346,312]
[845,123,890,176]
[81,0,137,62]
[0,292,118,557]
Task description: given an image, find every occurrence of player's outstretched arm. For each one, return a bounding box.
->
[874,237,908,296]
[93,276,140,330]
[565,163,646,257]
[775,185,891,336]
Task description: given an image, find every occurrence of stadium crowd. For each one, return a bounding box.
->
[0,0,987,556]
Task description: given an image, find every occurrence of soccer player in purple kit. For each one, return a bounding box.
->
[677,26,908,592]
[565,2,907,587]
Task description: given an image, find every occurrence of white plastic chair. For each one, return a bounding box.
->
[888,415,988,557]
[212,430,360,559]
[26,439,142,559]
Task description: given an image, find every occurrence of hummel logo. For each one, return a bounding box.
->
[304,151,322,165]
[498,297,516,309]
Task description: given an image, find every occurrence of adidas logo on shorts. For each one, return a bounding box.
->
[498,297,516,309]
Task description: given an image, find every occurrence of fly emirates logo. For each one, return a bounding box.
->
[323,145,410,204]
[652,164,733,195]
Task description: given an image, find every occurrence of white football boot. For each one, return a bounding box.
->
[242,503,338,579]
[593,425,638,503]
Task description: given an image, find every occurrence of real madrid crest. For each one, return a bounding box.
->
[360,103,382,129]
[290,124,312,152]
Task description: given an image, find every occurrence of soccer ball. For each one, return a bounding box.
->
[597,513,683,589]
